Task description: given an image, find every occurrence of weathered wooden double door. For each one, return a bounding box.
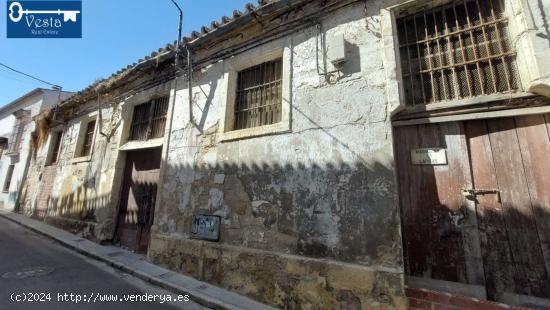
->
[395,114,550,302]
[115,147,162,254]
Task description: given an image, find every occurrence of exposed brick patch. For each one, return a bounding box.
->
[34,165,57,219]
[405,287,532,310]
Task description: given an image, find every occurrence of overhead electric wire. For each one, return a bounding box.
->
[0,70,45,86]
[0,62,59,88]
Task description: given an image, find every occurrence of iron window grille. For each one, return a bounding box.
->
[129,96,169,141]
[3,165,14,193]
[80,120,96,157]
[397,0,519,106]
[234,58,283,130]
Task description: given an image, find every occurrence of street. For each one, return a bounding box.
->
[0,216,208,310]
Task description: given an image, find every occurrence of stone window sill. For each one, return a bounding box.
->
[218,121,290,142]
[393,92,533,119]
[70,155,92,164]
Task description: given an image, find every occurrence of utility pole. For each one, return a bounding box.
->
[169,0,183,69]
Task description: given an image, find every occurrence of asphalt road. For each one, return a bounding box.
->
[0,216,208,310]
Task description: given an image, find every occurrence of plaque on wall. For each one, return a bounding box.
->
[191,215,221,241]
[411,148,447,165]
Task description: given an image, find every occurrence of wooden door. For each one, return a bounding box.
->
[115,147,162,254]
[395,114,550,303]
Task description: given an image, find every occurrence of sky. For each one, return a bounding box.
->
[0,0,251,106]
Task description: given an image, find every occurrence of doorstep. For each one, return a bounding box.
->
[0,210,278,310]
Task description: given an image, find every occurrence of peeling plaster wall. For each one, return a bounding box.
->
[40,101,123,240]
[526,0,550,95]
[27,69,174,241]
[150,3,406,309]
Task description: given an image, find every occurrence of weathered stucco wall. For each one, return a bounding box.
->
[37,101,123,240]
[27,69,174,241]
[149,3,406,309]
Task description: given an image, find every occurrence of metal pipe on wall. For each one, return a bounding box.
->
[186,45,194,125]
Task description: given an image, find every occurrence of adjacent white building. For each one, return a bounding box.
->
[0,88,72,211]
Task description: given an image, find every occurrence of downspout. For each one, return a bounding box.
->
[187,45,194,125]
[165,0,183,161]
[151,0,183,245]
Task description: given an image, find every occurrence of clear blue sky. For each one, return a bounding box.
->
[0,0,251,106]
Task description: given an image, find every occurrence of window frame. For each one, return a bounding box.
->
[80,120,96,157]
[3,164,15,193]
[127,96,169,142]
[395,0,520,106]
[6,110,29,156]
[233,58,284,131]
[218,40,292,142]
[71,113,98,163]
[380,0,535,118]
[46,130,64,166]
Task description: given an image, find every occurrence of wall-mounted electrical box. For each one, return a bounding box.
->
[328,34,347,68]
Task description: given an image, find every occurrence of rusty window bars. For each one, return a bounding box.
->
[234,58,283,130]
[397,0,519,106]
[129,96,169,141]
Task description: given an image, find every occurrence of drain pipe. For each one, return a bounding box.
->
[186,44,194,125]
[165,0,183,155]
[164,0,183,155]
[170,0,183,69]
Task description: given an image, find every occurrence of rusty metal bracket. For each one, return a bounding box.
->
[462,188,501,203]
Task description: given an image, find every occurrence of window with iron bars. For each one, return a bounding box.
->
[397,0,519,106]
[234,58,283,130]
[80,120,96,157]
[129,96,169,141]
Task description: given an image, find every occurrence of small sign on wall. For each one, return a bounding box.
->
[411,148,447,165]
[191,215,221,241]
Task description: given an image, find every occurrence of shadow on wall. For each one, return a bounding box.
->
[154,158,402,268]
[47,187,111,223]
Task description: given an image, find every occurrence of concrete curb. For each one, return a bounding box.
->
[0,211,278,310]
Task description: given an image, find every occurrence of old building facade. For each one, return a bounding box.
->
[18,0,550,309]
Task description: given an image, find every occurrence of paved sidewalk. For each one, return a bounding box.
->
[0,211,277,310]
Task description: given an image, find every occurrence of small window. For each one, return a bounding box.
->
[49,131,63,165]
[129,96,169,141]
[234,59,283,130]
[0,140,5,159]
[397,0,519,105]
[80,120,96,157]
[3,165,15,193]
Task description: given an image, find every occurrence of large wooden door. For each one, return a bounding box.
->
[395,114,550,303]
[115,147,162,254]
